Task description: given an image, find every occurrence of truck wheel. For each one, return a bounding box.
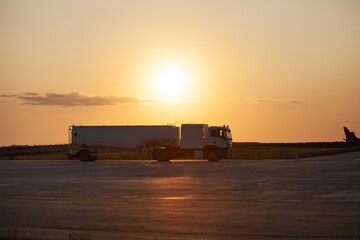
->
[154,149,170,162]
[206,151,220,161]
[78,150,92,162]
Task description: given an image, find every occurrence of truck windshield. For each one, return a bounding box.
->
[210,128,232,139]
[219,129,232,139]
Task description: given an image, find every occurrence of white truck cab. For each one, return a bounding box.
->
[205,125,232,161]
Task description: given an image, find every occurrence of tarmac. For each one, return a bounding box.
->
[1,152,360,239]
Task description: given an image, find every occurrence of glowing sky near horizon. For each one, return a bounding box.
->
[0,0,359,145]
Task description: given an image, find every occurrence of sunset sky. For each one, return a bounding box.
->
[1,0,359,146]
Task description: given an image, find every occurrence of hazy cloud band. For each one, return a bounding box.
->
[244,97,304,105]
[1,92,156,107]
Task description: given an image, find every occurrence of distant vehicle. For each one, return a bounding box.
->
[343,127,360,143]
[68,124,232,162]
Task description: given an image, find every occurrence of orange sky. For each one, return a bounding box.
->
[0,0,360,146]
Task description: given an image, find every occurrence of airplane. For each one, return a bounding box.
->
[343,127,360,143]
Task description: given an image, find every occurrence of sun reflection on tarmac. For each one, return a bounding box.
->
[160,196,191,200]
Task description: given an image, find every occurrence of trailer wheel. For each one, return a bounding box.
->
[78,150,93,162]
[154,149,170,162]
[206,150,220,161]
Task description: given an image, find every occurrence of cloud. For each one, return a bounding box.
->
[1,92,156,107]
[23,92,38,96]
[0,94,17,98]
[244,97,304,105]
[257,99,278,104]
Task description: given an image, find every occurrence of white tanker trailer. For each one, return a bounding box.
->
[68,124,232,162]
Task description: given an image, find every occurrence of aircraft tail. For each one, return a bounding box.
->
[343,126,359,143]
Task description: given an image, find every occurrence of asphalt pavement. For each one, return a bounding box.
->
[1,152,360,239]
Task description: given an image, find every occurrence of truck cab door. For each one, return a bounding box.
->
[207,129,227,148]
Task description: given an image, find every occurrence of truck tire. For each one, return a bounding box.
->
[78,150,93,162]
[154,149,170,162]
[206,150,220,161]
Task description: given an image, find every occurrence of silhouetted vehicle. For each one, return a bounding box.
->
[68,124,232,162]
[343,126,360,143]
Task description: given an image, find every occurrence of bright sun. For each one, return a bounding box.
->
[151,61,191,100]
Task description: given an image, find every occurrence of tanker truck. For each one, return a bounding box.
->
[68,124,232,162]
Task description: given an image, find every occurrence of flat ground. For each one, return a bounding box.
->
[1,153,360,240]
